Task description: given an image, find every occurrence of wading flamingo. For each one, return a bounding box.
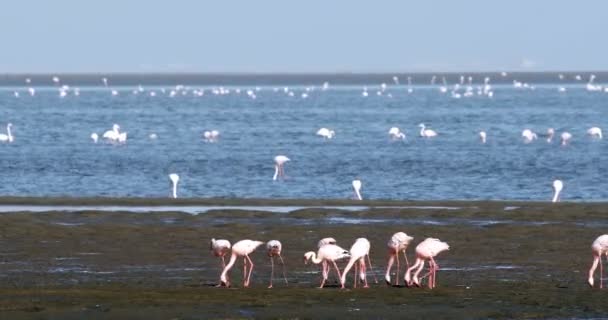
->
[220,239,265,287]
[588,235,608,288]
[304,244,350,288]
[560,132,572,146]
[169,173,179,198]
[316,128,335,139]
[340,238,377,288]
[479,131,486,144]
[419,124,438,138]
[204,130,220,142]
[0,123,14,143]
[90,133,98,143]
[385,232,414,286]
[405,238,450,289]
[552,180,563,203]
[266,240,288,288]
[522,129,537,143]
[388,127,405,140]
[102,124,120,142]
[547,128,555,143]
[273,155,290,180]
[210,238,231,286]
[588,127,603,139]
[352,180,362,200]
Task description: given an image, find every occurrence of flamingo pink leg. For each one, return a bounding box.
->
[243,257,248,287]
[361,259,369,288]
[601,254,604,289]
[268,256,274,288]
[386,253,395,285]
[366,254,378,284]
[353,263,358,288]
[245,255,255,287]
[279,255,288,285]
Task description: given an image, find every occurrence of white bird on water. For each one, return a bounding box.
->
[479,131,487,144]
[316,128,335,139]
[203,130,220,143]
[546,128,555,143]
[587,127,603,139]
[552,180,563,203]
[352,179,362,200]
[273,155,290,181]
[388,127,405,140]
[90,133,98,143]
[521,129,537,143]
[419,124,438,138]
[103,124,121,141]
[560,132,572,146]
[0,123,14,143]
[169,173,180,198]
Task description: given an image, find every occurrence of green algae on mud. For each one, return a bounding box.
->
[1,199,608,319]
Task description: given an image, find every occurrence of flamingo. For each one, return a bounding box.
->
[479,131,486,144]
[560,132,572,146]
[266,240,288,288]
[405,238,450,289]
[587,127,603,139]
[588,235,608,288]
[210,238,231,286]
[316,128,335,139]
[340,238,377,288]
[522,129,537,143]
[385,232,414,286]
[103,124,120,142]
[0,123,14,143]
[204,130,220,142]
[118,132,127,144]
[314,237,338,284]
[552,180,563,203]
[419,124,438,138]
[388,127,405,140]
[273,155,290,181]
[304,244,350,288]
[169,173,179,198]
[352,180,362,200]
[220,239,265,287]
[90,133,98,143]
[547,128,555,143]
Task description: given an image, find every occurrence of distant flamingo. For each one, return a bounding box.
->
[304,244,350,288]
[169,173,179,198]
[552,180,563,203]
[266,240,288,288]
[588,235,608,288]
[273,155,290,181]
[546,128,555,143]
[204,130,220,142]
[385,232,414,286]
[103,124,120,142]
[220,239,265,287]
[340,238,377,288]
[90,133,98,143]
[419,124,438,138]
[479,131,486,144]
[388,127,405,140]
[352,180,362,200]
[522,129,537,143]
[405,238,450,289]
[560,132,572,146]
[588,127,603,139]
[210,238,231,286]
[0,123,14,143]
[316,128,335,139]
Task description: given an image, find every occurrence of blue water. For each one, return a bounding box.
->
[0,84,606,200]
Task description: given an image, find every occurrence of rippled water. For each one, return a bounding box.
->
[0,84,607,200]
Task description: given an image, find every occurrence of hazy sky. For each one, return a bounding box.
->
[1,0,606,73]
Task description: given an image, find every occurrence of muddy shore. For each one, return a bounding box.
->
[0,199,607,319]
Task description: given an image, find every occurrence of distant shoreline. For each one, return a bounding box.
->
[0,71,606,86]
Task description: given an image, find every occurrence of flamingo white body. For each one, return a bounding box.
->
[318,237,337,248]
[479,131,486,144]
[352,180,362,200]
[90,133,98,143]
[588,235,608,288]
[273,155,290,181]
[117,132,127,143]
[588,127,603,139]
[203,130,220,142]
[340,238,377,288]
[547,128,555,143]
[560,132,572,146]
[211,238,231,286]
[419,124,438,138]
[266,240,288,288]
[385,232,414,286]
[220,240,265,287]
[169,173,179,198]
[102,124,121,142]
[304,244,350,288]
[552,179,563,203]
[388,127,405,140]
[405,238,449,289]
[316,128,335,139]
[522,129,537,143]
[0,123,14,143]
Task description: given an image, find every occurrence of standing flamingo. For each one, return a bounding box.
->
[405,238,450,289]
[210,238,231,286]
[419,124,438,138]
[220,239,265,287]
[385,232,414,286]
[304,244,350,288]
[90,133,99,143]
[169,173,179,198]
[588,235,608,288]
[588,127,603,139]
[0,123,14,143]
[546,128,555,143]
[552,180,563,203]
[560,132,572,146]
[479,131,486,144]
[340,238,377,288]
[266,240,288,288]
[273,155,290,181]
[352,180,362,200]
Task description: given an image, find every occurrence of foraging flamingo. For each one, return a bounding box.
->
[304,244,350,288]
[560,132,572,146]
[522,129,537,143]
[552,180,563,203]
[204,130,220,142]
[352,180,362,200]
[273,155,290,181]
[405,238,450,289]
[588,127,603,139]
[588,235,608,288]
[220,239,265,287]
[266,240,288,288]
[385,232,414,286]
[388,127,405,140]
[340,238,377,288]
[210,238,231,286]
[316,128,335,139]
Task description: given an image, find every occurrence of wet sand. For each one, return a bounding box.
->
[0,198,607,319]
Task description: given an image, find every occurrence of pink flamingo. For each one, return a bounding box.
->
[266,240,288,288]
[315,238,337,280]
[273,155,290,181]
[588,235,608,288]
[405,238,450,289]
[220,239,264,288]
[385,232,414,286]
[210,238,231,286]
[340,238,378,288]
[304,244,350,288]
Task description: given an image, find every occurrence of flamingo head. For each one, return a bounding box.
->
[418,123,425,128]
[113,124,120,131]
[7,123,12,128]
[303,251,315,264]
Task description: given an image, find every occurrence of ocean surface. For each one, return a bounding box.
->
[0,74,607,201]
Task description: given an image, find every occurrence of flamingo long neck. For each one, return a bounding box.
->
[552,189,560,203]
[273,165,279,181]
[354,188,362,200]
[6,126,11,140]
[172,182,177,198]
[420,126,425,136]
[220,252,238,283]
[308,252,323,264]
[341,255,359,284]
